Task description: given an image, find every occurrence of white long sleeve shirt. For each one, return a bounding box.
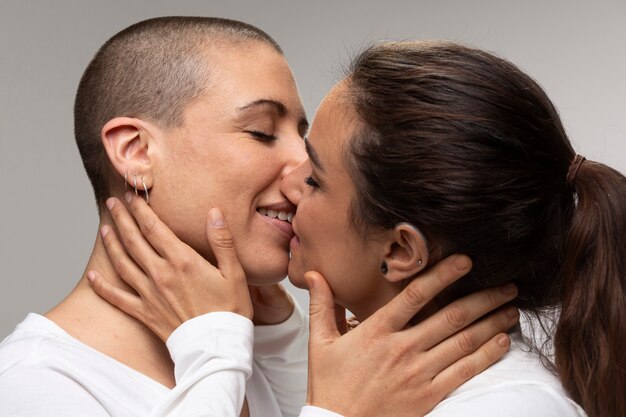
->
[0,308,586,417]
[159,323,586,417]
[0,305,336,417]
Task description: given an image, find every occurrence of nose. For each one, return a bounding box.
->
[283,134,308,173]
[280,158,308,207]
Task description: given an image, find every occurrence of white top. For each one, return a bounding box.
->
[427,330,587,417]
[0,309,587,417]
[0,306,310,417]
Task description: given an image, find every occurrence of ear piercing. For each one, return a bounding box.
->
[125,171,150,204]
[381,259,423,275]
[142,178,149,204]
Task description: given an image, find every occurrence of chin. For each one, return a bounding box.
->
[286,264,307,289]
[244,253,290,286]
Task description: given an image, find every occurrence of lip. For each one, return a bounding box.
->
[289,218,300,250]
[257,201,297,213]
[289,234,300,250]
[257,210,295,239]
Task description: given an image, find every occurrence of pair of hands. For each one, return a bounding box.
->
[89,193,518,416]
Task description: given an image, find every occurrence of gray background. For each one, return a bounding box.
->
[1,0,625,338]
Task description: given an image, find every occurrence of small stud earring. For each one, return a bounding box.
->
[380,261,388,275]
[417,259,423,266]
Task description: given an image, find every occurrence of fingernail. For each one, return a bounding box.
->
[86,271,96,283]
[501,283,518,296]
[453,255,471,271]
[505,306,519,319]
[305,273,316,290]
[100,225,110,238]
[497,334,510,347]
[106,198,116,210]
[125,192,133,204]
[209,208,225,228]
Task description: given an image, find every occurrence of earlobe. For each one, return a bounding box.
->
[382,222,429,283]
[101,117,154,190]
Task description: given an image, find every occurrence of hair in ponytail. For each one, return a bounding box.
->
[343,41,626,416]
[557,161,626,416]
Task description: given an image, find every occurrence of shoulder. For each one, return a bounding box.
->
[427,332,586,417]
[0,314,109,416]
[428,382,586,417]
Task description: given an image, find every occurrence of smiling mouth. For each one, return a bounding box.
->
[257,208,294,224]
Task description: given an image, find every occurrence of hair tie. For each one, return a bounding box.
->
[566,154,586,187]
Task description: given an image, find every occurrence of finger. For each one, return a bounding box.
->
[410,283,518,350]
[100,224,153,295]
[423,305,518,373]
[87,270,144,320]
[105,197,162,274]
[124,193,188,260]
[429,333,510,400]
[205,207,245,281]
[370,254,472,332]
[306,271,341,344]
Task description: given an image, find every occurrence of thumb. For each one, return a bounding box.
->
[205,207,244,280]
[306,271,340,345]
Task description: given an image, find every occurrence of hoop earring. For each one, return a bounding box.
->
[124,172,128,190]
[142,178,150,205]
[133,175,138,196]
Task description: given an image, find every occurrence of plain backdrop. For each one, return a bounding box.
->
[1,0,625,338]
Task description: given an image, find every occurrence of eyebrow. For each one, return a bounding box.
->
[304,137,324,172]
[237,99,309,133]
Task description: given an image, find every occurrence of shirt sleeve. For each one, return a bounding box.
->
[151,312,254,417]
[253,300,309,417]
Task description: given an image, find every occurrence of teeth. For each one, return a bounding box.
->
[258,208,294,223]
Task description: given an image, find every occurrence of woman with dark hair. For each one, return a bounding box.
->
[89,41,624,416]
[281,41,623,416]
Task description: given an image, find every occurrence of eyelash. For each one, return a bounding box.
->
[247,130,277,141]
[304,175,320,188]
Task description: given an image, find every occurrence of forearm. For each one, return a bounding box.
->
[151,312,254,417]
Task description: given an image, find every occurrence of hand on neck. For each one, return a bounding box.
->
[45,219,175,387]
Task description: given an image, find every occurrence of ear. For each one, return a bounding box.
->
[101,117,156,190]
[382,222,429,283]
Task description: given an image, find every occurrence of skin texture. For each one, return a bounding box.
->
[102,40,308,286]
[46,40,306,393]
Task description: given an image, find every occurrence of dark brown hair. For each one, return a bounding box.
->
[345,41,626,417]
[74,17,282,209]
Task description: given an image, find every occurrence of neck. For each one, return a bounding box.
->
[45,218,175,388]
[348,280,441,326]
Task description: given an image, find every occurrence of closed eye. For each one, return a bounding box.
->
[247,130,277,141]
[304,175,319,188]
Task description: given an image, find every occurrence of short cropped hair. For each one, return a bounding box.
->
[74,16,282,208]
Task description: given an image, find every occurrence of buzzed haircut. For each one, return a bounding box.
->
[74,16,282,209]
